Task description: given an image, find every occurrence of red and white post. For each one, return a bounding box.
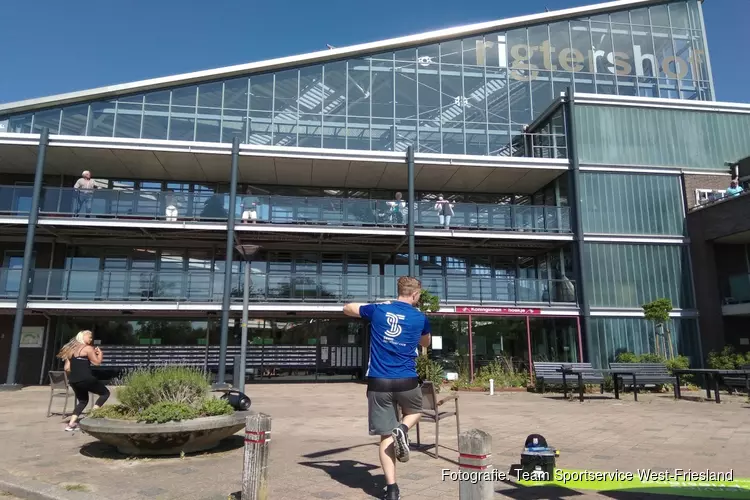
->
[242,412,272,500]
[458,429,494,500]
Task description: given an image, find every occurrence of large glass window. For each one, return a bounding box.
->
[1,1,711,154]
[580,172,684,235]
[585,243,694,309]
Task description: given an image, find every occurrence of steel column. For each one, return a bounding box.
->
[467,314,474,382]
[526,315,533,379]
[239,260,250,389]
[407,146,415,277]
[217,137,240,384]
[564,88,591,364]
[4,128,49,388]
[576,315,584,363]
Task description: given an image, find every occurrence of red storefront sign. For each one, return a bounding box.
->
[455,306,542,315]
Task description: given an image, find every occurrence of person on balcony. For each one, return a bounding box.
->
[240,188,258,223]
[73,170,98,217]
[343,276,432,500]
[726,178,744,197]
[387,192,406,225]
[165,192,179,222]
[434,195,454,229]
[57,330,109,431]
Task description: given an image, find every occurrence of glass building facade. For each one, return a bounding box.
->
[2,0,710,156]
[0,0,721,382]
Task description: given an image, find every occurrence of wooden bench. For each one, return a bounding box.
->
[720,364,750,393]
[533,362,605,398]
[609,362,676,401]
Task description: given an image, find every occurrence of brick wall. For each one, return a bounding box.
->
[683,173,732,209]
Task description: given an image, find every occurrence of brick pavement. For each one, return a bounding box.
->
[0,384,749,499]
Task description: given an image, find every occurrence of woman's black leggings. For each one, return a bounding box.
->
[70,379,110,417]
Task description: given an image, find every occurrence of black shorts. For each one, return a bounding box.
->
[366,378,422,436]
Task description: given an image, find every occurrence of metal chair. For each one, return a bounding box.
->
[47,371,70,417]
[415,381,460,459]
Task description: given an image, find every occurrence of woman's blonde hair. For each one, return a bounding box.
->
[57,330,91,360]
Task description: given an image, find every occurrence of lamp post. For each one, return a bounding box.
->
[237,244,260,389]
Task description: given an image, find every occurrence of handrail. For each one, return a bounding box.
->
[0,185,572,232]
[0,269,577,306]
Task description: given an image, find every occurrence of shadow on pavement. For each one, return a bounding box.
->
[79,434,244,460]
[302,443,377,459]
[300,460,383,498]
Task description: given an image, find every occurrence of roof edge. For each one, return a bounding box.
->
[1,0,659,115]
[573,93,750,114]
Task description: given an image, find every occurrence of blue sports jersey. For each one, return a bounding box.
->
[360,301,431,379]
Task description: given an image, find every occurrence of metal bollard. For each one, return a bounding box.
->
[242,413,272,500]
[458,429,493,500]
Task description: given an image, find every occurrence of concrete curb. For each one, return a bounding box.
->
[0,471,100,500]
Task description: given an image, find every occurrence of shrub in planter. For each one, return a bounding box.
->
[416,354,444,392]
[139,401,200,424]
[90,366,235,423]
[199,397,234,417]
[117,366,210,411]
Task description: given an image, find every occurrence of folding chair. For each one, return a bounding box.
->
[47,371,70,417]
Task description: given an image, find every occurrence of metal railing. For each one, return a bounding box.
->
[0,185,571,233]
[0,269,577,306]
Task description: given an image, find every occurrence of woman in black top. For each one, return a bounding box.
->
[57,330,109,431]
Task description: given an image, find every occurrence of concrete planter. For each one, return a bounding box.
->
[79,411,252,456]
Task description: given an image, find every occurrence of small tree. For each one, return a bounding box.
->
[642,298,674,359]
[417,289,440,314]
[416,289,440,356]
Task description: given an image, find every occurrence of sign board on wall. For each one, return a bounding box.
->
[20,326,44,348]
[455,307,541,315]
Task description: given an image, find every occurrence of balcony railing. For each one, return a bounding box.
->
[0,269,577,306]
[724,273,750,305]
[0,186,571,233]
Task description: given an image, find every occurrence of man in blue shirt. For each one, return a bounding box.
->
[726,179,744,197]
[344,276,431,500]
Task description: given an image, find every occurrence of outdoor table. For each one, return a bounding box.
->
[672,369,750,404]
[556,367,610,402]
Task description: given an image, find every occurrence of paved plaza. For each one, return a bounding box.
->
[0,383,749,499]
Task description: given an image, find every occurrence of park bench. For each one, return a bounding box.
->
[609,362,676,401]
[533,362,604,398]
[720,364,750,393]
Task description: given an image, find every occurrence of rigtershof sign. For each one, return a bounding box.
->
[472,35,705,82]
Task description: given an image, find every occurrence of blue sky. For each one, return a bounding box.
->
[0,0,746,104]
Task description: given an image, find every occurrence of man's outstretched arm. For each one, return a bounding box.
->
[343,303,365,318]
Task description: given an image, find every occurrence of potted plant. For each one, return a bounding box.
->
[79,366,250,456]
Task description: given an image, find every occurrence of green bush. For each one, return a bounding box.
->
[707,346,750,370]
[89,404,135,420]
[117,366,210,412]
[615,352,689,375]
[452,358,528,391]
[416,354,444,392]
[199,397,235,417]
[615,352,639,363]
[138,401,199,424]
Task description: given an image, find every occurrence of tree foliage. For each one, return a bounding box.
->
[417,289,440,313]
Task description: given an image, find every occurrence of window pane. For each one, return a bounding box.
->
[169,116,195,141]
[8,114,32,133]
[89,101,115,137]
[347,59,370,117]
[33,109,61,134]
[298,65,323,114]
[198,82,223,108]
[171,86,197,107]
[114,102,142,138]
[60,105,89,135]
[372,56,394,118]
